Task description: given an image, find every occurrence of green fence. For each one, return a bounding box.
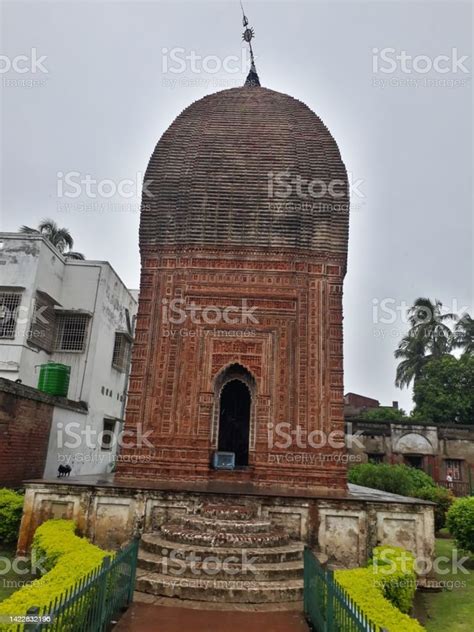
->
[304,547,382,632]
[23,538,139,632]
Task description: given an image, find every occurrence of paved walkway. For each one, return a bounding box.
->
[114,604,310,632]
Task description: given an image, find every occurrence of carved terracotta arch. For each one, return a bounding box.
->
[211,363,257,457]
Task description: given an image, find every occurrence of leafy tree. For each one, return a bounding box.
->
[452,313,474,357]
[446,497,474,554]
[20,219,84,260]
[360,407,408,422]
[413,355,474,423]
[394,298,455,389]
[415,485,454,531]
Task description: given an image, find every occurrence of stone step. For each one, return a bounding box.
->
[140,534,304,564]
[136,571,304,604]
[179,514,272,534]
[198,504,257,521]
[133,590,304,612]
[137,549,303,581]
[160,524,289,548]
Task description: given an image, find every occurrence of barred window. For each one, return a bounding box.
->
[54,313,90,352]
[29,292,56,352]
[445,459,463,481]
[112,332,131,372]
[101,418,116,451]
[0,291,22,339]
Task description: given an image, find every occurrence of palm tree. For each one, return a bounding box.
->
[407,297,454,357]
[452,313,474,356]
[394,332,430,388]
[394,297,454,388]
[19,219,85,259]
[63,251,85,261]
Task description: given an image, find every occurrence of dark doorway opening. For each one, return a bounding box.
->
[404,455,424,470]
[218,379,251,467]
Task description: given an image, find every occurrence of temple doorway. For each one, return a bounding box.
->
[218,379,251,466]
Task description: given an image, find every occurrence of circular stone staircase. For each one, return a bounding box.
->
[136,503,304,605]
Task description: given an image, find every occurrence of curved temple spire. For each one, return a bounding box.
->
[240,2,260,87]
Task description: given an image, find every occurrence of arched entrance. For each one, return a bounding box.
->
[218,379,251,466]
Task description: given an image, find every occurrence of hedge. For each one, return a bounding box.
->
[348,463,454,531]
[0,489,24,545]
[348,463,435,497]
[446,496,474,554]
[0,520,109,630]
[335,546,425,632]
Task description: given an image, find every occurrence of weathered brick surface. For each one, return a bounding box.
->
[117,86,349,491]
[0,379,86,487]
[118,250,348,490]
[0,383,53,487]
[140,86,349,257]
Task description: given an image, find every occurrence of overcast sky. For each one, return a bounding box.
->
[1,0,472,413]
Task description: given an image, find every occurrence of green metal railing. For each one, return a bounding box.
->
[304,547,382,632]
[23,538,139,632]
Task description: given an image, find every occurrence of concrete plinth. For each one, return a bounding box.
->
[17,475,434,572]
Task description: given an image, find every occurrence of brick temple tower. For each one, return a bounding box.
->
[118,69,350,491]
[16,20,435,579]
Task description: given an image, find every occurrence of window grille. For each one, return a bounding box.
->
[112,333,131,372]
[101,419,116,451]
[445,459,462,480]
[0,291,22,339]
[29,292,56,352]
[54,313,89,352]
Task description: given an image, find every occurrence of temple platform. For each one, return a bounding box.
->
[21,472,432,500]
[17,474,434,572]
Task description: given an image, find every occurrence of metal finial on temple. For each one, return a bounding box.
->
[240,2,260,87]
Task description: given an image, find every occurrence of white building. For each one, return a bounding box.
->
[0,233,138,476]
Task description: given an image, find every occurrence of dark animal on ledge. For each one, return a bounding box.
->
[57,464,72,477]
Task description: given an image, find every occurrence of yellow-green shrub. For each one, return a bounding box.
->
[335,545,425,632]
[0,520,109,630]
[0,489,23,545]
[370,545,418,613]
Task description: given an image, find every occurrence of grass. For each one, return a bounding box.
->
[0,545,35,603]
[418,539,474,632]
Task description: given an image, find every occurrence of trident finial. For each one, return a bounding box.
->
[240,2,260,87]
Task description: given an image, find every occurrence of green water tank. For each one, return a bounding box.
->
[37,363,71,397]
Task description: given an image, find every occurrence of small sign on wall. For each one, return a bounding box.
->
[212,451,235,470]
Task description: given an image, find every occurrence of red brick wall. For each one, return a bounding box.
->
[117,247,348,492]
[345,393,380,409]
[0,381,53,487]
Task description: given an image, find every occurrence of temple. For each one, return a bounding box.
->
[16,17,434,606]
[116,83,349,492]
